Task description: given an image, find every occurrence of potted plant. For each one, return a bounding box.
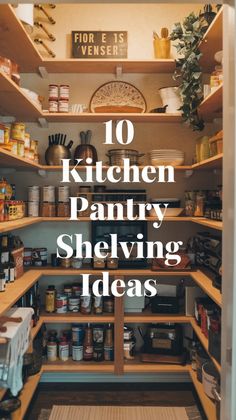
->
[170,12,206,131]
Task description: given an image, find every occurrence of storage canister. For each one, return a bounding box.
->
[58,186,70,203]
[11,122,25,141]
[72,342,83,361]
[49,100,58,113]
[28,186,40,202]
[80,294,92,314]
[59,84,69,100]
[59,339,69,361]
[28,201,39,217]
[68,296,80,312]
[49,84,59,100]
[17,140,25,158]
[59,99,69,113]
[202,361,220,399]
[10,139,18,155]
[56,294,68,313]
[72,285,81,297]
[43,186,55,202]
[72,324,84,343]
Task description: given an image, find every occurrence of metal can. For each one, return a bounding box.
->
[30,139,38,154]
[71,257,82,269]
[24,133,31,148]
[28,201,39,217]
[103,297,114,313]
[11,122,25,141]
[47,341,57,361]
[72,342,83,361]
[68,297,80,312]
[23,248,32,266]
[72,324,84,344]
[64,285,73,297]
[28,186,40,202]
[93,295,103,314]
[59,340,69,361]
[72,285,81,297]
[59,99,69,113]
[49,99,58,113]
[80,294,92,314]
[59,84,69,100]
[56,294,68,313]
[45,286,56,313]
[58,186,70,202]
[49,84,59,100]
[43,186,55,202]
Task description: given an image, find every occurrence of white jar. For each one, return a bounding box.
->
[43,186,55,203]
[28,201,39,217]
[28,186,40,202]
[159,87,182,114]
[58,186,70,202]
[49,100,58,113]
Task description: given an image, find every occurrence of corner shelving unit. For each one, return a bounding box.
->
[0,6,223,420]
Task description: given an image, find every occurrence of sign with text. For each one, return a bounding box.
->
[72,31,128,59]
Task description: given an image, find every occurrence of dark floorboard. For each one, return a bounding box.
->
[25,382,207,420]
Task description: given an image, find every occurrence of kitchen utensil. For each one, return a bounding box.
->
[74,130,98,165]
[34,38,56,58]
[90,81,146,113]
[106,149,144,166]
[45,142,72,166]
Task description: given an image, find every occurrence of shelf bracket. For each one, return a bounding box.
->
[38,117,48,128]
[184,170,193,178]
[38,66,48,79]
[115,65,123,79]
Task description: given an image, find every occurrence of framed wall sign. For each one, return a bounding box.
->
[72,31,128,59]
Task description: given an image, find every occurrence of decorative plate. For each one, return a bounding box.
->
[89,81,147,113]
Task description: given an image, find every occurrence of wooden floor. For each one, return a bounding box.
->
[25,383,206,420]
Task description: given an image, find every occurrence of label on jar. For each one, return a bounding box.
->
[72,344,83,361]
[56,295,68,313]
[59,85,69,99]
[80,295,91,314]
[104,346,114,361]
[83,345,93,360]
[59,100,69,113]
[72,326,84,343]
[68,297,80,312]
[49,100,58,113]
[49,84,59,100]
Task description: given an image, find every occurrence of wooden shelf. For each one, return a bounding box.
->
[0,148,42,170]
[191,319,221,373]
[0,71,42,121]
[124,310,192,324]
[43,59,176,74]
[42,359,114,373]
[199,85,223,120]
[0,5,42,73]
[191,270,222,307]
[41,310,114,324]
[189,368,217,420]
[200,8,223,72]
[31,318,44,340]
[0,217,41,234]
[14,372,42,420]
[124,355,190,373]
[191,218,222,231]
[192,154,223,170]
[43,112,182,123]
[0,270,41,317]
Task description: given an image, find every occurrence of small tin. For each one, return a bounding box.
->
[72,343,83,361]
[59,84,69,100]
[49,99,58,113]
[59,99,69,113]
[72,324,84,344]
[68,297,80,312]
[56,294,68,313]
[49,84,59,100]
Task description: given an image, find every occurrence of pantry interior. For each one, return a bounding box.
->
[0,2,235,420]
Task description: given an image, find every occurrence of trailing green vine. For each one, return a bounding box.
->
[170,13,206,131]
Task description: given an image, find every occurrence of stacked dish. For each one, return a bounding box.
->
[149,149,184,166]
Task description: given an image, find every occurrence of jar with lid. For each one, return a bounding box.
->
[45,285,56,313]
[11,122,25,141]
[71,257,82,269]
[47,340,57,361]
[59,339,69,361]
[41,202,56,217]
[93,292,103,314]
[49,84,59,100]
[57,202,70,217]
[64,285,72,297]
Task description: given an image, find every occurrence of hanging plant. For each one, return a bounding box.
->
[170,13,206,131]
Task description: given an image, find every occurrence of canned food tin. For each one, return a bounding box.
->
[58,186,70,202]
[28,201,39,217]
[93,326,104,343]
[43,186,55,202]
[72,343,83,361]
[11,122,25,141]
[93,295,103,314]
[72,285,81,297]
[72,325,84,343]
[30,140,38,154]
[24,133,30,148]
[59,99,69,113]
[80,295,92,314]
[71,257,82,269]
[47,342,57,361]
[49,99,58,113]
[64,285,72,297]
[59,341,69,361]
[10,139,18,155]
[49,84,59,100]
[56,294,68,313]
[68,297,80,312]
[59,85,69,100]
[28,186,40,202]
[4,127,10,144]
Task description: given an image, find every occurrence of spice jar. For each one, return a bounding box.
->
[71,257,82,269]
[59,339,69,361]
[104,297,114,313]
[80,294,92,314]
[45,285,56,313]
[47,340,57,361]
[93,293,103,314]
[194,191,205,217]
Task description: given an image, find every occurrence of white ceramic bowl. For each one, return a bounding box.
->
[149,207,184,217]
